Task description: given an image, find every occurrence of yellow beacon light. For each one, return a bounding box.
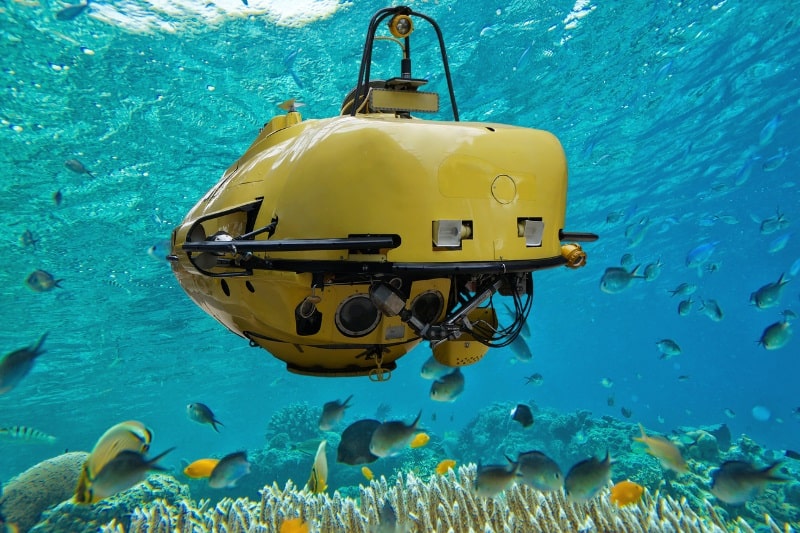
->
[389,14,413,38]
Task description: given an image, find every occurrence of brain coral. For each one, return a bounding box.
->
[0,451,89,533]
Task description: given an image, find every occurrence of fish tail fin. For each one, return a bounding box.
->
[32,332,49,355]
[634,423,647,443]
[763,462,790,482]
[147,446,176,469]
[212,419,224,432]
[343,394,354,408]
[73,463,93,504]
[411,410,422,428]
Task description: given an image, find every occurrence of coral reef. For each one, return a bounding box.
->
[96,464,787,533]
[30,473,190,533]
[0,451,88,533]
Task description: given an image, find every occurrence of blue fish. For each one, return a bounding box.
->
[685,241,719,273]
[759,114,782,146]
[762,147,788,172]
[768,233,791,254]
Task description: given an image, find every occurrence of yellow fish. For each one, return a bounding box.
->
[280,518,309,533]
[306,440,328,493]
[610,479,645,507]
[633,423,688,474]
[361,466,374,481]
[436,459,456,475]
[74,420,152,504]
[183,458,220,479]
[410,432,430,449]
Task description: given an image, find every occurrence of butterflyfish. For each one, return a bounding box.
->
[74,420,152,503]
[306,440,328,493]
[84,447,174,504]
[610,480,645,507]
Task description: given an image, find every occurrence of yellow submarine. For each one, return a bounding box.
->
[169,6,597,379]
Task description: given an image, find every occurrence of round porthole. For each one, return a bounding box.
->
[335,294,381,337]
[410,290,444,324]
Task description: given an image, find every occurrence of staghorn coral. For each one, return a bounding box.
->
[0,451,88,533]
[97,463,791,533]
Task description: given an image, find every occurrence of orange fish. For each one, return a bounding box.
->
[610,480,644,507]
[410,432,430,448]
[183,458,220,479]
[361,466,374,481]
[633,423,688,474]
[280,517,309,533]
[436,459,456,475]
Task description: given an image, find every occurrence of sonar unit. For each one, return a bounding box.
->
[169,6,598,379]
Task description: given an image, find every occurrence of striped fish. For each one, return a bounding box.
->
[0,425,57,443]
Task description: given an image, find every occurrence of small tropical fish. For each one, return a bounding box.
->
[64,158,95,177]
[699,299,724,322]
[56,1,90,21]
[514,450,562,492]
[677,298,693,316]
[685,241,719,274]
[668,283,696,297]
[705,262,721,274]
[564,452,613,503]
[20,230,38,249]
[599,265,643,294]
[656,339,681,359]
[369,412,421,458]
[85,448,173,503]
[510,404,534,428]
[750,273,789,309]
[280,518,309,533]
[620,407,633,419]
[74,420,153,503]
[762,147,788,172]
[436,459,456,475]
[337,419,380,465]
[474,460,519,498]
[430,368,465,402]
[0,425,56,443]
[306,441,328,493]
[509,335,533,362]
[790,258,800,277]
[361,466,374,481]
[147,240,171,261]
[187,402,223,432]
[290,439,324,456]
[678,375,690,382]
[625,217,651,247]
[768,233,791,254]
[183,458,219,479]
[610,480,645,507]
[318,395,352,431]
[710,461,788,504]
[620,253,635,268]
[25,270,63,292]
[723,408,736,419]
[208,451,251,489]
[409,432,430,448]
[643,259,663,281]
[524,373,544,386]
[633,423,688,474]
[758,320,792,350]
[759,114,782,145]
[0,333,48,395]
[53,190,63,206]
[420,355,452,380]
[600,377,614,388]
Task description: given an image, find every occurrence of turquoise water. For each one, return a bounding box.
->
[1,0,798,504]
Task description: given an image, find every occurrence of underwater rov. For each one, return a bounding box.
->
[169,6,598,379]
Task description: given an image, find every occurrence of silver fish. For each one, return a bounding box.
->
[711,461,788,504]
[187,402,223,432]
[419,355,452,380]
[699,299,724,322]
[643,259,663,281]
[0,333,48,395]
[656,339,682,359]
[369,412,421,458]
[677,298,693,317]
[430,368,465,402]
[87,447,173,503]
[209,451,251,488]
[668,282,696,297]
[564,452,613,502]
[318,395,352,431]
[514,451,562,492]
[599,265,643,294]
